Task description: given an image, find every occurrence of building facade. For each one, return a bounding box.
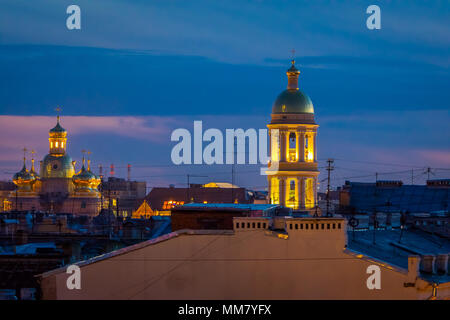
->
[9,116,101,216]
[267,61,319,211]
[38,215,450,299]
[99,177,147,217]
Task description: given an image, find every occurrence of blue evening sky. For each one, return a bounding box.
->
[0,0,449,190]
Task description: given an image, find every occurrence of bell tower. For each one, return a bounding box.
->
[48,109,67,156]
[267,60,319,211]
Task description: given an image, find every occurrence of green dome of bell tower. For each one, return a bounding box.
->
[272,60,314,115]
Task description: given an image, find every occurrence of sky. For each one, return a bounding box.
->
[0,0,449,191]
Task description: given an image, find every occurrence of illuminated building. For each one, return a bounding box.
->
[99,177,147,217]
[267,60,319,211]
[9,115,101,216]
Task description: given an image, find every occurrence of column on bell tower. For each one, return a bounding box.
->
[280,131,286,162]
[314,132,318,162]
[280,177,286,207]
[298,130,305,162]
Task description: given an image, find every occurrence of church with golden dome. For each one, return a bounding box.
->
[267,60,319,212]
[10,115,101,216]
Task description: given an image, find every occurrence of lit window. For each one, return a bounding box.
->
[55,141,59,148]
[61,141,64,148]
[50,142,53,148]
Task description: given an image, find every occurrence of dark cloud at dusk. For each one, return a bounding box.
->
[0,1,448,190]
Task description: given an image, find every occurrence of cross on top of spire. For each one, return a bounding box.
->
[55,106,62,122]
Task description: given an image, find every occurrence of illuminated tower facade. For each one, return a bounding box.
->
[267,61,319,211]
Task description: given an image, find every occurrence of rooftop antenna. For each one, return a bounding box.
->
[326,158,335,217]
[127,164,131,181]
[424,167,434,181]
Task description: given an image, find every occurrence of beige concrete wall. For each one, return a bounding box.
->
[40,218,449,300]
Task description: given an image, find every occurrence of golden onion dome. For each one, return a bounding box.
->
[73,164,100,191]
[13,162,36,189]
[272,60,314,114]
[49,116,67,134]
[29,157,40,180]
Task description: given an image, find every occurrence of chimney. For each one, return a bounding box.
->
[436,254,448,274]
[420,254,436,274]
[407,255,420,283]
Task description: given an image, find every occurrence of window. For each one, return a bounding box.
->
[55,141,59,148]
[247,223,250,228]
[305,224,309,230]
[257,222,261,228]
[263,223,266,228]
[321,224,324,229]
[327,224,330,229]
[338,223,341,229]
[288,132,297,162]
[252,222,255,228]
[295,224,298,230]
[316,224,319,230]
[81,201,86,209]
[241,222,245,228]
[236,223,239,229]
[162,200,184,210]
[300,224,303,229]
[61,141,64,148]
[289,224,293,230]
[332,223,336,229]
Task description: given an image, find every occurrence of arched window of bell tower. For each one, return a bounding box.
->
[288,132,296,162]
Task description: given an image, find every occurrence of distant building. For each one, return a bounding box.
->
[99,177,146,217]
[145,183,251,211]
[0,181,15,212]
[339,180,450,214]
[171,203,282,231]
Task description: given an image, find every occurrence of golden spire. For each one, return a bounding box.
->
[30,149,36,172]
[87,151,92,171]
[286,53,300,90]
[55,106,62,123]
[81,149,86,168]
[22,147,28,169]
